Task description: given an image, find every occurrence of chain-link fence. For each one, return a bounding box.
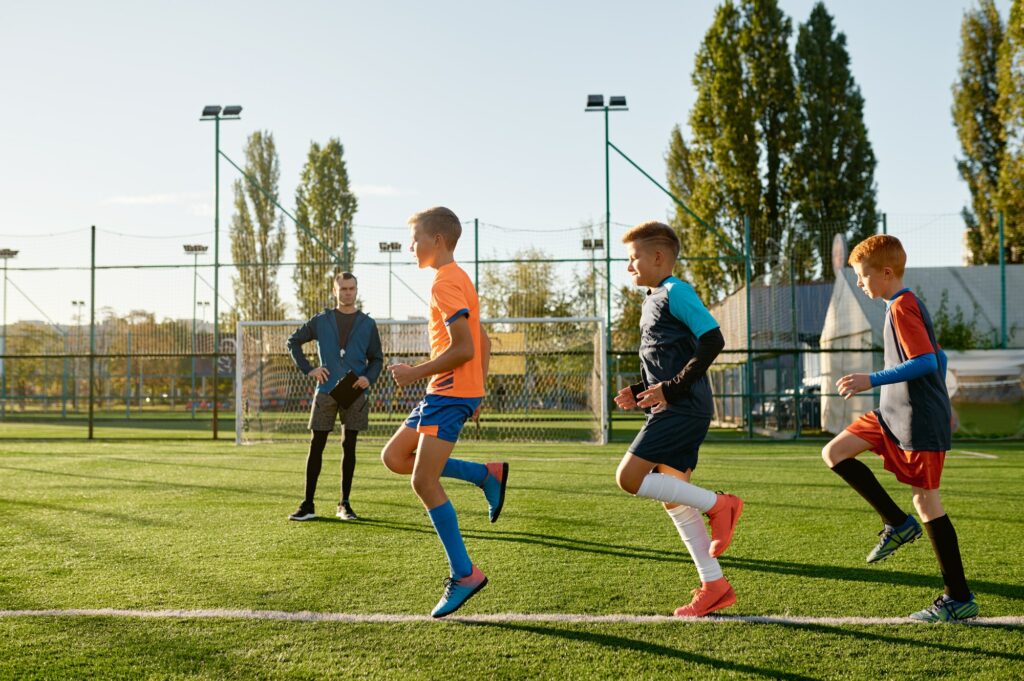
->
[1,212,1020,441]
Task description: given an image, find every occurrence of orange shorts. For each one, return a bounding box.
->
[845,411,945,490]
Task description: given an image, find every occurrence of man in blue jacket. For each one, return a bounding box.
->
[286,272,383,521]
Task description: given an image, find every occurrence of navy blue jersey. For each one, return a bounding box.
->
[638,276,719,418]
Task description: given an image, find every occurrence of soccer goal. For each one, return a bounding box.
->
[235,317,607,445]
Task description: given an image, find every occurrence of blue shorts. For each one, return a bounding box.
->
[628,411,711,473]
[404,394,482,443]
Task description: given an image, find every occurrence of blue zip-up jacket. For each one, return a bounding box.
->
[286,308,384,394]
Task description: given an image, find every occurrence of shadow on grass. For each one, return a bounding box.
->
[345,518,684,563]
[0,464,293,500]
[777,621,1024,663]
[473,622,816,680]
[0,497,176,528]
[718,556,1024,601]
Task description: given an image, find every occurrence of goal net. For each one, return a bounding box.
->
[235,317,607,444]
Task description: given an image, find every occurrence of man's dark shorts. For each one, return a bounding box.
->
[308,391,369,432]
[628,410,711,473]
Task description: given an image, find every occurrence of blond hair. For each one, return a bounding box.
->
[621,220,680,258]
[408,206,462,250]
[849,235,906,277]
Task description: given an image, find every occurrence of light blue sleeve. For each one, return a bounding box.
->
[666,279,719,338]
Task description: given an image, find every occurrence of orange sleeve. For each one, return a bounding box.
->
[890,295,936,359]
[432,276,470,326]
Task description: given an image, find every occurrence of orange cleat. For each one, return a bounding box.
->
[673,577,736,617]
[706,492,744,557]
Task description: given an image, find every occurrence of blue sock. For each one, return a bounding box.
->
[441,458,488,486]
[427,500,473,579]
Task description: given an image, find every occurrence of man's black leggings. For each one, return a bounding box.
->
[304,429,360,504]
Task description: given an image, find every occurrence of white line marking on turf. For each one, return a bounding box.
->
[956,450,1000,459]
[1,609,1020,627]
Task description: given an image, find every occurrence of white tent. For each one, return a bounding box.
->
[820,264,1024,435]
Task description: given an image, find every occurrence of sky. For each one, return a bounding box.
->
[0,0,1010,325]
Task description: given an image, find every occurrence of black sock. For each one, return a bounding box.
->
[925,514,971,602]
[831,459,908,527]
[341,429,358,502]
[304,430,330,505]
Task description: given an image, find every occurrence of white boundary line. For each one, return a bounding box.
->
[956,450,1000,460]
[1,609,1021,627]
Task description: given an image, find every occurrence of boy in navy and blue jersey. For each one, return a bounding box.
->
[612,221,741,618]
[824,235,977,622]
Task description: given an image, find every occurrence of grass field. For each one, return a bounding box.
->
[1,437,1022,679]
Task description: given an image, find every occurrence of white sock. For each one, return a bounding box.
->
[635,473,717,512]
[667,505,723,583]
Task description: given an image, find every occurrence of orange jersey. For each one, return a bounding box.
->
[426,262,484,398]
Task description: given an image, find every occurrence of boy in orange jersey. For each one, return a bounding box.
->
[824,235,977,622]
[380,206,507,618]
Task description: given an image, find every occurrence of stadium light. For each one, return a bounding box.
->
[0,248,17,420]
[184,244,209,421]
[379,241,403,318]
[581,239,604,316]
[199,104,242,438]
[584,93,628,440]
[71,299,85,411]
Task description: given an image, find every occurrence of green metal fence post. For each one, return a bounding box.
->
[881,212,887,236]
[999,211,1006,348]
[474,218,479,288]
[89,225,96,440]
[744,216,753,440]
[790,253,801,439]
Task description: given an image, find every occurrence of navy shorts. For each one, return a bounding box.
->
[628,411,711,473]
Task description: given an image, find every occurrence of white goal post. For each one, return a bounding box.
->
[236,317,607,445]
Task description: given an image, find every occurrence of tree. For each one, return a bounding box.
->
[791,1,878,277]
[479,248,571,319]
[953,0,1006,264]
[293,139,359,318]
[670,1,759,302]
[996,0,1024,262]
[230,131,287,321]
[741,0,799,233]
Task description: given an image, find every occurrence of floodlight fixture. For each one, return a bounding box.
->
[183,244,209,255]
[582,239,604,250]
[222,105,242,117]
[201,105,222,118]
[0,249,18,259]
[586,94,604,109]
[608,95,627,108]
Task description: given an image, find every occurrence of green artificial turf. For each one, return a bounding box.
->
[1,438,1021,679]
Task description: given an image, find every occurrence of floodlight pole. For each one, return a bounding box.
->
[586,97,626,441]
[201,106,241,438]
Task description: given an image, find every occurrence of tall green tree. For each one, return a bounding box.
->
[996,0,1024,262]
[741,0,799,233]
[230,131,287,321]
[953,0,1006,264]
[293,138,359,318]
[791,1,877,277]
[670,1,758,302]
[479,248,571,319]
